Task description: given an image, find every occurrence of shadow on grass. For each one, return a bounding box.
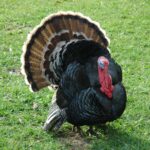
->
[50,125,150,150]
[91,126,150,150]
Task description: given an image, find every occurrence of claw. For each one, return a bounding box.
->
[72,125,84,136]
[95,124,107,134]
[86,126,98,137]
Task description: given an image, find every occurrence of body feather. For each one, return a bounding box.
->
[54,62,126,126]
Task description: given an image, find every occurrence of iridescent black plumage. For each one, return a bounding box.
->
[43,40,126,131]
[21,12,126,132]
[54,61,126,127]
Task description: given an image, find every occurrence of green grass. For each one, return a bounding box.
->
[0,0,150,149]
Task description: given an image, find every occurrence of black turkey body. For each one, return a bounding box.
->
[21,12,127,131]
[52,41,126,129]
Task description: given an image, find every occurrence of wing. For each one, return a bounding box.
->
[56,62,90,108]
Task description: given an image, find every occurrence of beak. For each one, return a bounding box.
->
[98,60,104,69]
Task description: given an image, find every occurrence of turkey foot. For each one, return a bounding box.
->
[72,125,84,136]
[86,126,98,137]
[95,124,107,134]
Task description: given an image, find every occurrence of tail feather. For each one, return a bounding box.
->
[21,11,110,92]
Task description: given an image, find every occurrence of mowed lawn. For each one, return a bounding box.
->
[0,0,149,149]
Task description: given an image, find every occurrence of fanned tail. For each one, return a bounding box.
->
[21,11,110,92]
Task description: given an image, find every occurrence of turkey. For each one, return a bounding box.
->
[21,12,127,133]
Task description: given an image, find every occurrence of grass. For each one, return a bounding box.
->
[0,0,150,149]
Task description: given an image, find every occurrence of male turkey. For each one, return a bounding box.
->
[21,12,126,133]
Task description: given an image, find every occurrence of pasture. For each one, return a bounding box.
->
[0,0,149,149]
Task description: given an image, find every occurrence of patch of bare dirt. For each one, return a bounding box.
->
[53,126,94,150]
[58,131,90,150]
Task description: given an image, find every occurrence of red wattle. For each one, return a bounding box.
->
[98,67,114,99]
